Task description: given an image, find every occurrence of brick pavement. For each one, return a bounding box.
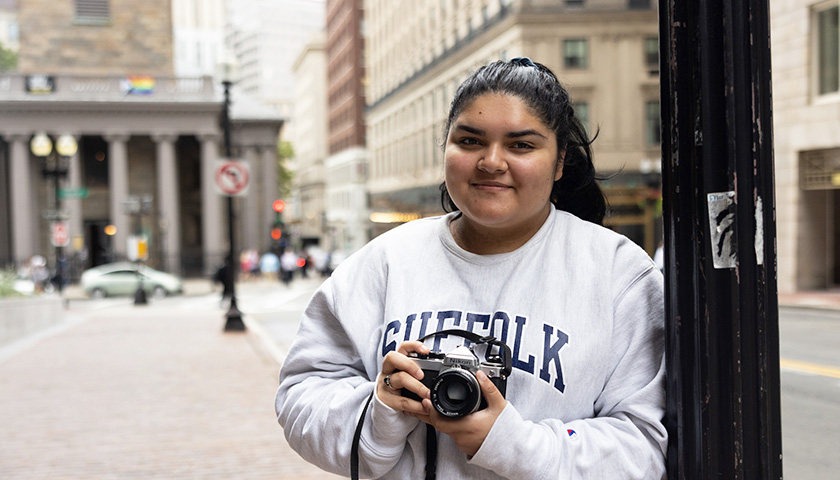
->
[0,295,345,479]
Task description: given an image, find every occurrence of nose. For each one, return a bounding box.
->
[477,143,506,173]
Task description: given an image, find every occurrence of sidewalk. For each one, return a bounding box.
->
[0,281,345,479]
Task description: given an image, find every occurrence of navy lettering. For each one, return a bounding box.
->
[383,320,401,356]
[403,313,417,341]
[490,312,510,345]
[539,324,569,393]
[511,315,535,373]
[417,311,433,338]
[464,313,490,347]
[432,310,462,351]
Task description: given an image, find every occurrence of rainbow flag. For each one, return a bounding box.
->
[122,75,155,95]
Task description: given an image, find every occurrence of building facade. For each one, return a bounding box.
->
[226,0,326,117]
[325,0,369,253]
[364,0,662,253]
[0,0,282,278]
[289,33,329,248]
[770,0,840,293]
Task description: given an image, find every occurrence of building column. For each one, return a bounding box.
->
[199,134,224,274]
[105,134,130,261]
[153,134,181,274]
[261,146,278,253]
[7,134,36,265]
[66,135,84,254]
[243,147,260,253]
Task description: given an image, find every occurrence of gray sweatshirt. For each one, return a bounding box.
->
[276,209,667,479]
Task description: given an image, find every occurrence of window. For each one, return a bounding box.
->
[817,5,839,95]
[646,101,661,145]
[563,39,588,69]
[629,0,651,9]
[75,0,111,24]
[645,36,659,73]
[573,101,590,134]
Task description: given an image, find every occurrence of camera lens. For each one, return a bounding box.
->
[431,369,481,418]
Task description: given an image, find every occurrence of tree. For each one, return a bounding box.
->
[0,41,17,72]
[276,140,295,198]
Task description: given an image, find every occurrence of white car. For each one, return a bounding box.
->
[81,262,183,299]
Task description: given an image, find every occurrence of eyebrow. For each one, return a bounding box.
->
[454,124,548,140]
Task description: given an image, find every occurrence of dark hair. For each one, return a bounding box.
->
[439,58,607,225]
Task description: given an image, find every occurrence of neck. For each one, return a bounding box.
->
[449,207,551,255]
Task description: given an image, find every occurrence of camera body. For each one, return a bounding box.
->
[402,345,508,418]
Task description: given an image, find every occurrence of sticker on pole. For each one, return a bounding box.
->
[707,191,736,269]
[215,160,250,197]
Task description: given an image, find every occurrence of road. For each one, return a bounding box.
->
[778,306,840,480]
[251,279,840,479]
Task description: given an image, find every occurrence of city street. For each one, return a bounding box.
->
[1,278,838,479]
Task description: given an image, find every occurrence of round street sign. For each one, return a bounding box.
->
[214,160,250,196]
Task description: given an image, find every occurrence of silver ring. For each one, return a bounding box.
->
[384,374,395,390]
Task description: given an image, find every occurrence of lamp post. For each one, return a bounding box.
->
[220,56,245,331]
[31,132,77,297]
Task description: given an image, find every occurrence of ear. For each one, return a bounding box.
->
[554,149,566,181]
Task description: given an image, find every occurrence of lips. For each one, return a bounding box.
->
[472,181,511,191]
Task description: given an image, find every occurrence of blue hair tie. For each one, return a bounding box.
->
[510,57,537,68]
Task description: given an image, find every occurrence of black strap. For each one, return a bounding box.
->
[351,392,374,480]
[425,424,437,480]
[351,392,437,480]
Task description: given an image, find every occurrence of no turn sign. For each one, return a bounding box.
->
[215,160,250,196]
[51,221,70,247]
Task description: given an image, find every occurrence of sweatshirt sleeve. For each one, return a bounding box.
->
[274,277,420,478]
[469,266,667,479]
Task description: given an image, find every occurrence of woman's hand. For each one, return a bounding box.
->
[377,341,432,416]
[423,370,507,457]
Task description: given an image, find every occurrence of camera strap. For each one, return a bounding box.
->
[351,329,511,480]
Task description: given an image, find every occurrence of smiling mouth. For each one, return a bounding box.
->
[473,182,511,190]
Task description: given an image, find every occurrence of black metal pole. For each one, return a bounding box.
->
[658,0,782,478]
[53,170,64,297]
[222,80,245,331]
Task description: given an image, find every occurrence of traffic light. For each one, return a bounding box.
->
[270,199,286,250]
[271,227,283,240]
[272,199,286,213]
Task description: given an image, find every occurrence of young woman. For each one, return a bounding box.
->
[275,58,666,479]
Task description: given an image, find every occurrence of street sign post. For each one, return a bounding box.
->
[58,187,89,200]
[50,221,70,247]
[214,160,250,197]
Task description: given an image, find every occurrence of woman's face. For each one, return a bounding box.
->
[444,93,562,239]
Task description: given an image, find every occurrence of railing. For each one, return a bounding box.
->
[0,73,217,102]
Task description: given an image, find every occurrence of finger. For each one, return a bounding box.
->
[382,351,424,380]
[397,340,429,356]
[476,371,507,410]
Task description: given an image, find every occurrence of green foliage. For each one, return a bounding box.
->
[0,268,23,298]
[0,41,17,72]
[276,140,295,198]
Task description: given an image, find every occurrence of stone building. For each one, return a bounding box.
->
[324,0,369,253]
[364,0,662,253]
[770,0,840,293]
[0,0,283,278]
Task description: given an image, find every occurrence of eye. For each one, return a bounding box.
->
[511,141,534,150]
[458,137,481,146]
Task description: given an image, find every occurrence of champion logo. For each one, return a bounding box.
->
[567,429,579,441]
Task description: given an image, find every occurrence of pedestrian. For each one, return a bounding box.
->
[213,258,233,307]
[280,249,297,286]
[275,58,666,479]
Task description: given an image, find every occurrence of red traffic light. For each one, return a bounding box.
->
[270,227,283,240]
[272,200,286,213]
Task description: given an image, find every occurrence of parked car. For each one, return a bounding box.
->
[81,262,183,299]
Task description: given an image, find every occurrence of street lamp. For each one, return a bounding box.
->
[219,54,245,332]
[31,132,77,297]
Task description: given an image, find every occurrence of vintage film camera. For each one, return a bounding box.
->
[401,330,512,418]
